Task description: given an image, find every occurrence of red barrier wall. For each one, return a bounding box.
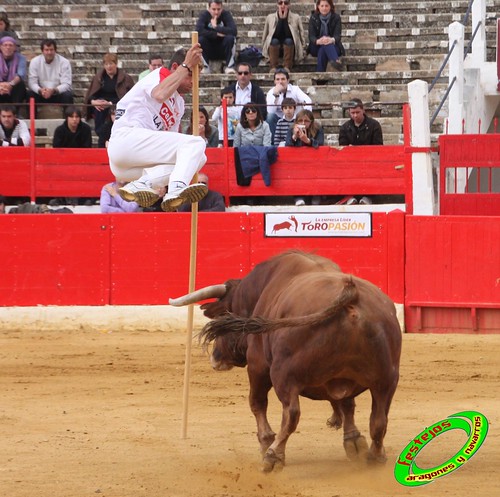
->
[0,211,405,307]
[405,215,500,333]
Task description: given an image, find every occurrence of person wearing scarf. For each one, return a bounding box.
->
[0,36,26,113]
[308,0,345,72]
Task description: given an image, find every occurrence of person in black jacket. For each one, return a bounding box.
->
[338,98,383,146]
[308,0,345,72]
[52,105,92,148]
[227,62,267,120]
[196,0,237,74]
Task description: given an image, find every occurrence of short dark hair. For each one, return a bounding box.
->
[274,68,289,80]
[40,38,57,51]
[220,86,235,98]
[64,105,82,118]
[0,104,16,115]
[281,97,296,109]
[236,61,253,73]
[348,98,364,109]
[168,48,186,69]
[208,0,223,5]
[149,53,163,63]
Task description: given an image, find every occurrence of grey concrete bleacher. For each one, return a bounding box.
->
[2,0,498,145]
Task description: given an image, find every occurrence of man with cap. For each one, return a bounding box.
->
[0,35,26,112]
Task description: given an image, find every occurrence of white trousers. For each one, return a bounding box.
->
[107,126,207,189]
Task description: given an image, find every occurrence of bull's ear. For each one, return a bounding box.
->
[200,301,228,319]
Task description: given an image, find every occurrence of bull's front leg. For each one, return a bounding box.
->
[247,364,275,456]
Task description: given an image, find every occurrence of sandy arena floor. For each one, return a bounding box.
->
[1,326,499,497]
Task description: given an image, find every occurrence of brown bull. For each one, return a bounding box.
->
[170,250,402,472]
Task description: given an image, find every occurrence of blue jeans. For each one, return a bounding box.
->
[308,42,341,72]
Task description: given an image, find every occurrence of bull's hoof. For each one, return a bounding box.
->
[367,450,387,466]
[343,434,369,461]
[261,449,284,473]
[258,433,276,456]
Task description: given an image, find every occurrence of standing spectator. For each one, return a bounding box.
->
[273,97,296,146]
[97,106,115,148]
[52,105,92,148]
[84,53,134,141]
[338,98,383,205]
[28,39,74,117]
[108,46,208,212]
[0,12,19,41]
[0,36,26,113]
[196,0,237,75]
[178,173,225,212]
[228,63,267,120]
[186,106,219,148]
[138,54,164,80]
[338,98,383,146]
[262,0,306,73]
[211,86,240,146]
[234,103,272,147]
[266,68,311,137]
[100,180,140,213]
[0,104,29,146]
[308,0,345,72]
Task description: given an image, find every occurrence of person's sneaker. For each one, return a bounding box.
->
[359,196,373,205]
[161,183,208,212]
[336,195,358,205]
[201,66,211,75]
[118,181,159,207]
[295,197,306,206]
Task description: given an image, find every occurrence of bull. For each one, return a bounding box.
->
[170,250,401,472]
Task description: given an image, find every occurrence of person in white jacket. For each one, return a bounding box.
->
[28,39,73,115]
[0,104,30,146]
[265,68,312,138]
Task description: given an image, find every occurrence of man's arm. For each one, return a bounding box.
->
[372,120,384,145]
[218,11,237,37]
[28,55,41,93]
[57,56,73,95]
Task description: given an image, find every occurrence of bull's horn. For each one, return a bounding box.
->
[169,284,227,306]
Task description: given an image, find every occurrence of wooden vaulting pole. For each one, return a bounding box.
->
[181,32,200,439]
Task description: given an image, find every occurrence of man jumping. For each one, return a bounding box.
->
[108,45,208,212]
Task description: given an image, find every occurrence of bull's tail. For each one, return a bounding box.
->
[199,277,358,344]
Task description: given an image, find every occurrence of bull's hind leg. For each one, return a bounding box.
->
[337,397,369,461]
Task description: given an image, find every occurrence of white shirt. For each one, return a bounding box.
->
[112,67,184,134]
[1,119,30,146]
[266,83,312,118]
[28,53,72,94]
[234,81,253,107]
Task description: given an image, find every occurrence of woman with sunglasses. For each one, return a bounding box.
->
[285,109,324,148]
[234,103,272,147]
[308,0,345,72]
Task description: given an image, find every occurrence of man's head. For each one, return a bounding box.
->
[281,97,296,120]
[0,105,16,130]
[169,48,193,93]
[0,36,17,60]
[148,53,164,71]
[40,38,57,63]
[198,173,209,186]
[220,86,235,105]
[236,63,252,88]
[208,0,223,18]
[274,68,290,87]
[347,98,365,126]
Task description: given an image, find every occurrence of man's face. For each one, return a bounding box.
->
[237,65,251,87]
[274,73,289,88]
[208,2,223,17]
[42,44,56,63]
[149,58,163,71]
[349,106,365,125]
[67,113,81,132]
[282,105,295,120]
[176,64,193,93]
[0,110,15,129]
[0,41,16,59]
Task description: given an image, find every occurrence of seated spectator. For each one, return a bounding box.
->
[211,86,240,146]
[285,109,324,148]
[234,103,272,147]
[97,106,115,148]
[274,97,296,146]
[266,68,311,138]
[228,63,268,120]
[308,0,345,72]
[337,98,383,205]
[0,36,26,114]
[262,0,306,73]
[186,106,218,148]
[0,104,29,146]
[100,180,141,213]
[138,54,164,80]
[40,199,73,214]
[52,105,92,148]
[0,12,19,42]
[84,53,134,141]
[177,173,225,212]
[28,38,74,117]
[196,0,237,74]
